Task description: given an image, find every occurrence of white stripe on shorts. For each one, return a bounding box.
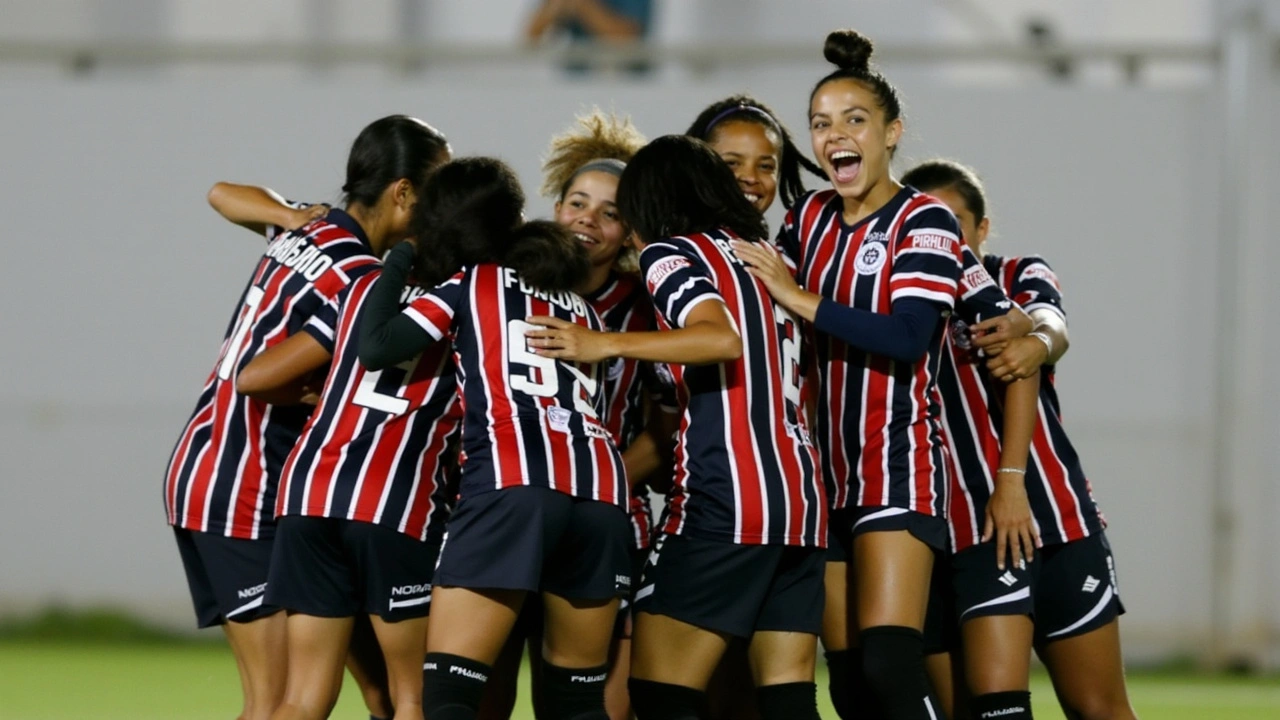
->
[226,594,265,618]
[852,506,910,531]
[960,586,1032,620]
[1045,584,1114,639]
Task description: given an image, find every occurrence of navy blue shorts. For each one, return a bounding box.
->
[434,486,631,601]
[826,506,948,561]
[173,528,280,629]
[634,533,825,638]
[953,532,1125,644]
[265,516,439,622]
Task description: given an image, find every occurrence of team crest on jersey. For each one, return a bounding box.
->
[653,363,675,389]
[547,406,572,432]
[949,317,974,351]
[854,241,888,275]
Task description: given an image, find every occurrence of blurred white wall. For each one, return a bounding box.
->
[0,65,1276,667]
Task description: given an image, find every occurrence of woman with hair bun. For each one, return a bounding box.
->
[733,30,1033,720]
[357,156,631,720]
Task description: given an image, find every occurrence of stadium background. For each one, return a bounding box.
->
[1,0,1278,717]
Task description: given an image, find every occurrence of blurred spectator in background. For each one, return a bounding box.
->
[524,0,654,75]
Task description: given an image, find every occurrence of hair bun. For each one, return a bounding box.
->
[824,29,874,71]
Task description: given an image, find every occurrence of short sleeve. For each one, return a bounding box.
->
[403,271,467,341]
[263,191,312,243]
[302,292,344,354]
[955,245,1015,325]
[889,206,963,308]
[639,241,724,328]
[1009,255,1066,321]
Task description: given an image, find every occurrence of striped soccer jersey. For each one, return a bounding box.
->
[403,264,627,508]
[165,209,379,539]
[942,253,1105,551]
[641,229,824,547]
[275,270,462,542]
[583,272,659,549]
[777,187,1012,518]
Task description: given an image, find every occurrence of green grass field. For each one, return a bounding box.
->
[1,641,1278,720]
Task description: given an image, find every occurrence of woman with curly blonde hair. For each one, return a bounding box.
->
[480,110,676,720]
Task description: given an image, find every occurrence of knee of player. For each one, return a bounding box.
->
[858,626,927,690]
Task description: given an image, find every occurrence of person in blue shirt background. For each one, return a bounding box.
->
[525,0,653,74]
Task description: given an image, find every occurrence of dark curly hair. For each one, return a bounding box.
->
[617,135,769,246]
[410,157,588,291]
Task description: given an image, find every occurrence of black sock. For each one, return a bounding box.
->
[757,681,819,720]
[539,662,610,720]
[629,678,704,720]
[422,652,491,720]
[972,691,1033,720]
[860,626,943,720]
[826,647,885,720]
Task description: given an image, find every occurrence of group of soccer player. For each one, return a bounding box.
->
[164,26,1139,720]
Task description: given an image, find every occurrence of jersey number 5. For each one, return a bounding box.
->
[506,319,600,419]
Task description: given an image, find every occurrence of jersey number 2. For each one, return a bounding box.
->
[352,355,422,415]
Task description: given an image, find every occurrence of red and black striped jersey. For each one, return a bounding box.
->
[777,187,1012,518]
[583,272,659,549]
[403,264,627,508]
[164,209,380,539]
[943,254,1105,551]
[275,270,462,542]
[641,229,824,547]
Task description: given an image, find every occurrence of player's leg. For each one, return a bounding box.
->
[353,522,440,720]
[705,639,760,720]
[1033,534,1135,720]
[183,529,288,720]
[923,549,964,720]
[746,547,826,720]
[853,512,942,720]
[423,487,561,720]
[605,550,643,720]
[268,614,355,720]
[475,611,531,720]
[819,509,870,720]
[345,614,394,720]
[264,517,361,720]
[630,534,783,720]
[538,497,634,720]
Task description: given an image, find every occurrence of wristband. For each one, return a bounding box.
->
[996,467,1026,475]
[1028,330,1053,357]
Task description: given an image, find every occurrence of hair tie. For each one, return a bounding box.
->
[705,104,781,135]
[574,158,626,179]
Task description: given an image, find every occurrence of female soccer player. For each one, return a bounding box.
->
[232,214,463,720]
[686,94,824,720]
[902,159,1137,720]
[481,111,659,720]
[731,30,1031,720]
[525,135,826,720]
[358,157,632,720]
[163,115,449,720]
[686,94,824,215]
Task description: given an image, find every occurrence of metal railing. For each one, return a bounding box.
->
[0,39,1222,78]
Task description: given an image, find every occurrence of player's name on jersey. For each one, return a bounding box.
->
[264,233,338,281]
[501,267,588,316]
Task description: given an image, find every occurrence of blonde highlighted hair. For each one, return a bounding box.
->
[540,110,647,200]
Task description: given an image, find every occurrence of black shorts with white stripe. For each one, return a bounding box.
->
[951,531,1125,644]
[173,527,280,628]
[265,516,440,622]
